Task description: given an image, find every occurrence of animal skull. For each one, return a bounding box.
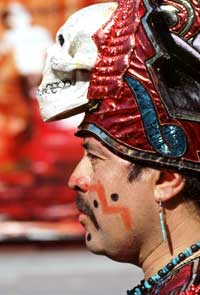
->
[37,2,118,122]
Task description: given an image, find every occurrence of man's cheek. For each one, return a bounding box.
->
[89,182,133,231]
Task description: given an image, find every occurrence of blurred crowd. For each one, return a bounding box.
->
[0,0,104,241]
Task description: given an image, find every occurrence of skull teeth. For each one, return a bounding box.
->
[58,82,65,88]
[38,80,72,96]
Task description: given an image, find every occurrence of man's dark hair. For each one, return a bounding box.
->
[128,163,145,182]
[182,175,200,209]
[128,163,200,209]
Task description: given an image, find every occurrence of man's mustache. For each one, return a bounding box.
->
[76,195,100,230]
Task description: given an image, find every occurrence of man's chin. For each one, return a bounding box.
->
[85,233,105,255]
[86,238,135,263]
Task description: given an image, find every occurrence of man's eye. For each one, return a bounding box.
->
[87,153,99,161]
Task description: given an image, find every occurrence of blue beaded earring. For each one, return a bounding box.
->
[159,200,167,242]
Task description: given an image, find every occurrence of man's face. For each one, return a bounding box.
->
[68,137,159,264]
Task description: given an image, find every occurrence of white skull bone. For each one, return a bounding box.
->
[37,2,118,122]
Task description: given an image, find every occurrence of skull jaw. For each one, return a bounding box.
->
[38,81,89,122]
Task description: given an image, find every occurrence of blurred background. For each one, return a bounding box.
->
[0,0,142,293]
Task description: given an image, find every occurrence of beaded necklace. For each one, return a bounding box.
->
[127,241,200,295]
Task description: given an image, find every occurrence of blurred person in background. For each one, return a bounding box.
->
[0,2,52,97]
[0,2,52,162]
[37,0,200,294]
[0,1,83,236]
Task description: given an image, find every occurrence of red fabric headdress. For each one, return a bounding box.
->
[77,0,200,175]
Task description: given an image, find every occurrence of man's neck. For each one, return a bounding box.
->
[141,205,200,279]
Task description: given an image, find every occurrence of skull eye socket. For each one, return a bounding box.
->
[58,34,65,46]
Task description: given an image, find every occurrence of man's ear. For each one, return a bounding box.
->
[154,170,185,202]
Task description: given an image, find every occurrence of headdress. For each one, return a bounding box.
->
[37,0,200,175]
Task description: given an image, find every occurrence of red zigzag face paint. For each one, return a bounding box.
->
[89,182,132,230]
[74,181,133,242]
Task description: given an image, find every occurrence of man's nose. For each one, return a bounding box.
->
[68,161,91,193]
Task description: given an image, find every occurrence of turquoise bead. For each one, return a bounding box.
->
[197,241,200,248]
[144,281,152,290]
[184,247,193,257]
[172,256,180,265]
[152,273,160,281]
[134,288,142,295]
[162,266,169,274]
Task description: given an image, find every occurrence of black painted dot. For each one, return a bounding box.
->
[93,200,99,208]
[87,233,92,242]
[58,34,65,46]
[110,193,119,202]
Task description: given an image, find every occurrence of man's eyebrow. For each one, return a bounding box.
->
[82,141,108,157]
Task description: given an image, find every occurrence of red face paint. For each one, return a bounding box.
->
[70,175,132,230]
[89,182,132,230]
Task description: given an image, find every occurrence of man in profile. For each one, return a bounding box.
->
[37,0,200,294]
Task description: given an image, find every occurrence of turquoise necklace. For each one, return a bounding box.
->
[127,241,200,295]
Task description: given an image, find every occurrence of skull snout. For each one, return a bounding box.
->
[37,2,118,122]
